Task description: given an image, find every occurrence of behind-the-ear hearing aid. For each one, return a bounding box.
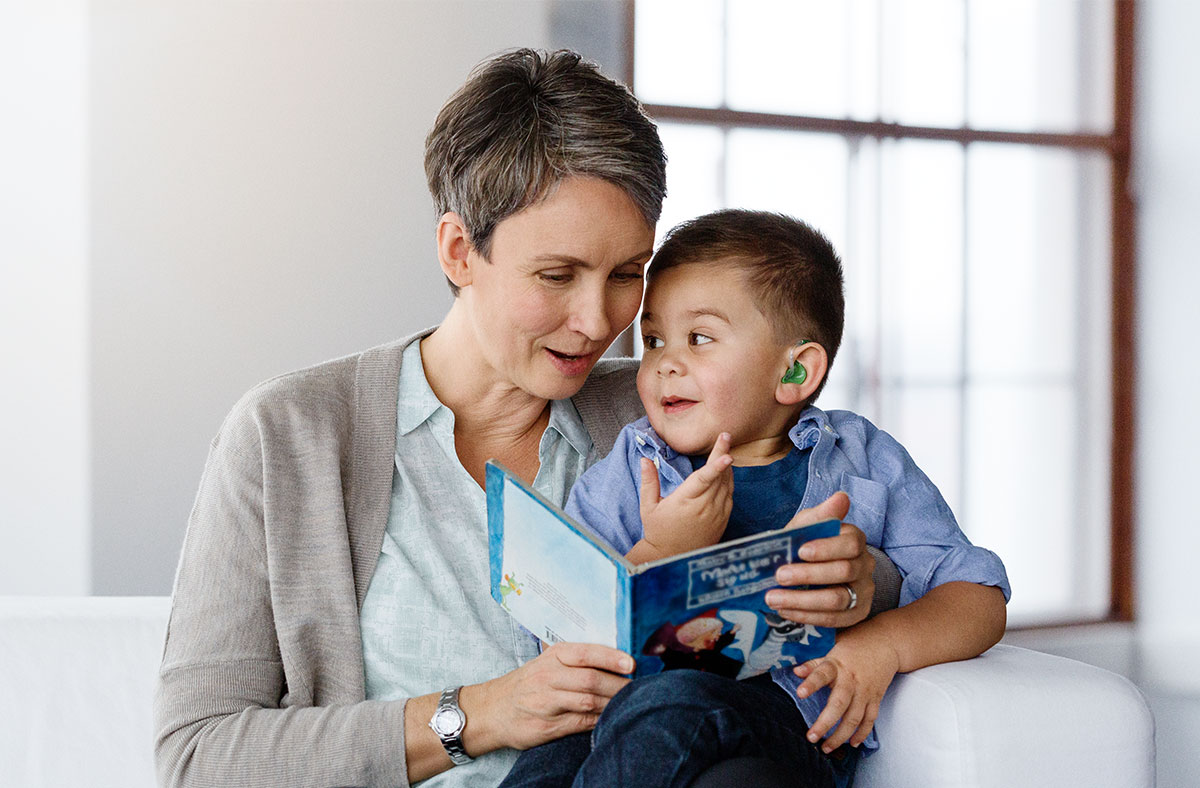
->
[781,340,812,385]
[781,360,807,385]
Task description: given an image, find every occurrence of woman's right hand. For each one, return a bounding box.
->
[463,642,634,752]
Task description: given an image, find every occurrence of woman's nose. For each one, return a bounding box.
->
[567,288,612,342]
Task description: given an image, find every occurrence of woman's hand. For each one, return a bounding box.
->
[765,491,874,629]
[793,631,900,752]
[628,433,733,563]
[464,642,634,752]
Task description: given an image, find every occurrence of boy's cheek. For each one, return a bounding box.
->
[635,369,660,412]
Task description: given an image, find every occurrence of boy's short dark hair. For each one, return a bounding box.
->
[649,209,845,397]
[425,48,667,295]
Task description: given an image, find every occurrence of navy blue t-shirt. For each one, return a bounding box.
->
[688,446,811,543]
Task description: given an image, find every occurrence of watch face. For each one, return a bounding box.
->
[432,708,464,736]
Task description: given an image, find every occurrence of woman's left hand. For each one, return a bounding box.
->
[764,491,874,629]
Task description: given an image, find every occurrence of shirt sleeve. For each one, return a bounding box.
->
[565,426,645,555]
[846,423,1011,608]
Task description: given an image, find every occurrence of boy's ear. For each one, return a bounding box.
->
[775,342,829,406]
[436,211,478,289]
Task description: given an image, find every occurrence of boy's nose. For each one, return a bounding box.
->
[656,349,684,376]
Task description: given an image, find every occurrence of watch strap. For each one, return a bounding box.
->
[430,686,472,765]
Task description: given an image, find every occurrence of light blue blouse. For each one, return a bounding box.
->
[360,340,592,786]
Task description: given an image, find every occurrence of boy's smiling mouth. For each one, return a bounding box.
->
[660,396,697,414]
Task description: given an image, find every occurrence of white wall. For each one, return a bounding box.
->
[88,0,562,595]
[1,0,565,595]
[0,0,91,594]
[1134,0,1200,691]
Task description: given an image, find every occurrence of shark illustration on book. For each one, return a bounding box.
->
[718,609,825,680]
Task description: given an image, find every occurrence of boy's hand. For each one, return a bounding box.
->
[794,582,1006,754]
[793,633,900,752]
[636,432,733,559]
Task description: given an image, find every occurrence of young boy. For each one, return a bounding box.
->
[501,209,1010,788]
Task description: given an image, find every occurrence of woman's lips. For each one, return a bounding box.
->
[545,348,594,377]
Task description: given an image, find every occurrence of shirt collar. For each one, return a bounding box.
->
[395,339,443,437]
[547,397,593,459]
[630,420,681,460]
[788,405,838,449]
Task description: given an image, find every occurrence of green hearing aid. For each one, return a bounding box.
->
[781,340,813,385]
[781,360,807,385]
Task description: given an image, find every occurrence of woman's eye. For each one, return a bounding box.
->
[689,333,714,346]
[610,269,645,284]
[642,335,663,351]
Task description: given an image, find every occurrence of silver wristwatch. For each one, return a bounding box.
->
[428,686,472,765]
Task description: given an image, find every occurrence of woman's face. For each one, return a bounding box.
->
[460,177,655,400]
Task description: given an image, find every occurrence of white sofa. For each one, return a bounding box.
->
[0,596,1155,787]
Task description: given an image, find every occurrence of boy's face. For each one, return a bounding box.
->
[637,262,797,461]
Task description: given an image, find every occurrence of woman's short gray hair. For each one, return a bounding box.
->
[424,48,667,295]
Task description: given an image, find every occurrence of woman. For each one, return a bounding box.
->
[153,49,877,788]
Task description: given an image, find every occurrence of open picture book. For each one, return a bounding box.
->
[486,461,838,679]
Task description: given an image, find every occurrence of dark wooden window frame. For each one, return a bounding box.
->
[623,1,1137,625]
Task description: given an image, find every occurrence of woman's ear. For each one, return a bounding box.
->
[775,342,829,406]
[436,212,476,289]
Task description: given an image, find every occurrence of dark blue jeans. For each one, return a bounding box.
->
[498,671,841,788]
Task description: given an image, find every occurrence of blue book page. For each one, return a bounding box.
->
[487,463,623,647]
[631,520,840,679]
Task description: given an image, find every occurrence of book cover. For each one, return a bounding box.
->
[486,461,838,679]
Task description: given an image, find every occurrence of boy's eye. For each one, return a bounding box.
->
[642,335,663,351]
[689,333,714,346]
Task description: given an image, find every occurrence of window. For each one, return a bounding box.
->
[632,0,1134,626]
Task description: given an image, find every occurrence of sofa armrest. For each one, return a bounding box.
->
[0,596,171,788]
[856,644,1155,788]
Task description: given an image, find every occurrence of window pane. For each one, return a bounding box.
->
[847,0,882,121]
[726,0,855,117]
[656,122,724,240]
[634,0,724,108]
[964,383,1107,624]
[879,140,964,383]
[837,139,882,419]
[724,129,848,254]
[887,384,964,517]
[816,352,857,414]
[967,0,1114,133]
[632,2,1120,626]
[881,0,965,127]
[966,145,1110,380]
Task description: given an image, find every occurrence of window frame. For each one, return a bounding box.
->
[622,0,1137,626]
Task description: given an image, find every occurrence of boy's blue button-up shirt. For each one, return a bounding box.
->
[566,406,1011,753]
